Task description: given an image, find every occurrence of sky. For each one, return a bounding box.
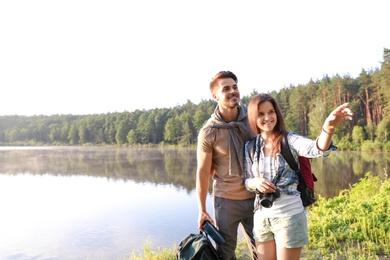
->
[0,0,389,116]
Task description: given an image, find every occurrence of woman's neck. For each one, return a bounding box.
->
[261,131,273,142]
[261,132,274,157]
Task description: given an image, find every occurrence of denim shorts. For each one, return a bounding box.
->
[253,211,309,248]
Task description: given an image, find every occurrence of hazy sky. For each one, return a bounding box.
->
[1,0,389,116]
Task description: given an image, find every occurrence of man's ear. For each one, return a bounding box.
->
[212,93,218,101]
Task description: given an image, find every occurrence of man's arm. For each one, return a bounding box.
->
[196,148,214,230]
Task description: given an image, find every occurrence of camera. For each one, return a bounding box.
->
[259,189,280,208]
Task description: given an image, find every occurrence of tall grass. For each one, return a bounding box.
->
[303,172,389,259]
[129,173,389,260]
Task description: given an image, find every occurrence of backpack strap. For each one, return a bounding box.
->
[280,132,298,171]
[280,132,307,189]
[247,137,256,163]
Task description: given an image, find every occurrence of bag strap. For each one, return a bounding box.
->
[247,137,256,163]
[280,132,298,171]
[281,133,309,189]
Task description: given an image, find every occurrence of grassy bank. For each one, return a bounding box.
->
[130,173,389,260]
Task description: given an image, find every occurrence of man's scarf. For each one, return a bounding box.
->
[205,105,254,177]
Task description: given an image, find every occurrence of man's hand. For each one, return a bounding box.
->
[198,211,214,231]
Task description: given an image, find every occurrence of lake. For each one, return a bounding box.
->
[0,146,388,259]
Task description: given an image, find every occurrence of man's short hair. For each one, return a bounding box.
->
[209,71,238,94]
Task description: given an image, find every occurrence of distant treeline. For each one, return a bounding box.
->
[1,49,389,151]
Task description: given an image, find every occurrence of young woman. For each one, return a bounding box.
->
[244,93,353,260]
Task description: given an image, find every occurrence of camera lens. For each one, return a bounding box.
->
[260,199,273,208]
[260,189,280,208]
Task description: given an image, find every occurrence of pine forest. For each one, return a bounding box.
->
[1,48,389,152]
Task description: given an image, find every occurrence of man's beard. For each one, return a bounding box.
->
[228,100,239,109]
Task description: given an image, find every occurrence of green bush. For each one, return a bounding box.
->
[382,141,390,152]
[361,140,383,152]
[304,173,390,259]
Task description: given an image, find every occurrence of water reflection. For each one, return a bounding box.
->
[0,174,135,259]
[0,147,388,259]
[0,172,203,259]
[311,151,389,198]
[0,147,198,192]
[0,147,388,198]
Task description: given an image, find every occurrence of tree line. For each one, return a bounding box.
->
[1,49,389,151]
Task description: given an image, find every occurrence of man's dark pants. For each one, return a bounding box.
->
[214,196,256,260]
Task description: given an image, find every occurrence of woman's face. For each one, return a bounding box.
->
[256,101,277,134]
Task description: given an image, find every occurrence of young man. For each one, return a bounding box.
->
[196,71,256,259]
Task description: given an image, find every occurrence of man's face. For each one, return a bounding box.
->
[212,78,240,109]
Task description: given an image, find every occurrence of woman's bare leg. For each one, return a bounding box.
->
[256,240,277,260]
[276,246,302,260]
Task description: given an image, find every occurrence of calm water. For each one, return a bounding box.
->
[0,146,388,259]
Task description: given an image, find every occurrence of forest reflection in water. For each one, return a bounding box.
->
[0,146,388,259]
[0,146,387,198]
[0,146,198,192]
